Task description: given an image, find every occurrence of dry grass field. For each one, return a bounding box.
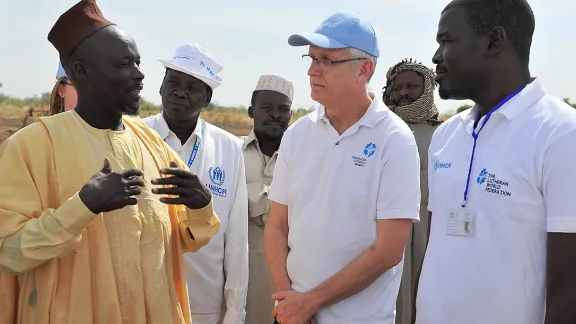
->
[0,103,311,144]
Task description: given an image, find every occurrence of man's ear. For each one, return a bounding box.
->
[204,86,213,106]
[248,106,254,119]
[485,26,507,57]
[70,61,88,82]
[359,59,375,84]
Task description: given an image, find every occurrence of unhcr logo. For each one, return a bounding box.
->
[209,167,226,186]
[433,160,451,173]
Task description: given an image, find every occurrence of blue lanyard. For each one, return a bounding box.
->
[187,136,200,168]
[461,85,526,207]
[164,120,205,168]
[186,120,206,168]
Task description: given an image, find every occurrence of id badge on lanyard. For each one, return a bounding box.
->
[446,85,526,237]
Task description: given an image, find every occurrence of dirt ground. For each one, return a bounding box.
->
[0,116,24,144]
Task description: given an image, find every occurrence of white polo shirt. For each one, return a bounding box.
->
[269,93,421,324]
[143,114,248,324]
[416,79,576,324]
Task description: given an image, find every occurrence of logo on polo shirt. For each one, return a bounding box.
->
[206,166,227,198]
[433,160,452,173]
[363,143,377,157]
[477,168,511,197]
[352,142,377,167]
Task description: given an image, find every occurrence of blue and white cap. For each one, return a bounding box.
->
[56,61,67,79]
[159,44,223,90]
[288,11,379,57]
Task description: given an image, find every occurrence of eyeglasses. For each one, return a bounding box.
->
[302,54,366,67]
[60,80,73,86]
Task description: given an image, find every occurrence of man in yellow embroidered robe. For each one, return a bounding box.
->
[0,1,220,323]
[0,110,220,324]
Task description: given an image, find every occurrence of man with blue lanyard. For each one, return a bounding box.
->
[416,1,576,323]
[144,44,248,324]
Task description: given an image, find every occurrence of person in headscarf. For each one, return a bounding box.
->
[383,58,440,324]
[49,62,77,115]
[0,1,220,323]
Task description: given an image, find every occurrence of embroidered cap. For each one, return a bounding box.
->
[254,74,294,102]
[48,0,115,62]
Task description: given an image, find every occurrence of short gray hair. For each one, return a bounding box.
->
[348,47,377,83]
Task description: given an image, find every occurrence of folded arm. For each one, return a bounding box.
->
[306,219,412,309]
[0,194,97,274]
[307,142,420,309]
[0,127,99,274]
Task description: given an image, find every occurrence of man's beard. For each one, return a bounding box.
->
[121,105,140,116]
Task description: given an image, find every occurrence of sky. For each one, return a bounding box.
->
[1,0,574,114]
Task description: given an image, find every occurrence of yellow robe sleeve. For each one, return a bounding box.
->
[0,124,97,274]
[163,141,220,253]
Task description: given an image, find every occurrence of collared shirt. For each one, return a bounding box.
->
[269,92,421,324]
[241,129,278,323]
[144,114,248,324]
[416,78,576,324]
[241,130,277,225]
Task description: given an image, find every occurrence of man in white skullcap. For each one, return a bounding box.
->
[241,74,293,324]
[144,44,248,324]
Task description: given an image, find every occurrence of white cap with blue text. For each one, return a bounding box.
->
[56,61,67,79]
[159,44,223,90]
[288,11,379,57]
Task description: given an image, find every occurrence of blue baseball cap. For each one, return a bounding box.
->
[288,11,379,57]
[56,61,67,79]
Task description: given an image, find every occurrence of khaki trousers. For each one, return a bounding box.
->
[395,207,430,324]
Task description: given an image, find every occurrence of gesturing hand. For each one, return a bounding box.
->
[79,158,145,214]
[151,161,211,209]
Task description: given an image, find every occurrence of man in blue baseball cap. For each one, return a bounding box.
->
[265,11,421,324]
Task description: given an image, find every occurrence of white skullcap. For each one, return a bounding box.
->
[254,74,294,101]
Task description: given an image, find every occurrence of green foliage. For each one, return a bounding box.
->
[563,98,576,108]
[456,104,472,113]
[0,91,49,108]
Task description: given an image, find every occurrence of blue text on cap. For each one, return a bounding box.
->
[287,11,379,57]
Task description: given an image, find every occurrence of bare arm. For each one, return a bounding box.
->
[545,233,576,324]
[264,201,292,292]
[306,218,413,309]
[542,130,576,323]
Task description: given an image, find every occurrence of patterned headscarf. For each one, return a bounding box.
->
[383,58,440,125]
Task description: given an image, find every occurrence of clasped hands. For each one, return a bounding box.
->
[272,290,319,324]
[79,159,210,214]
